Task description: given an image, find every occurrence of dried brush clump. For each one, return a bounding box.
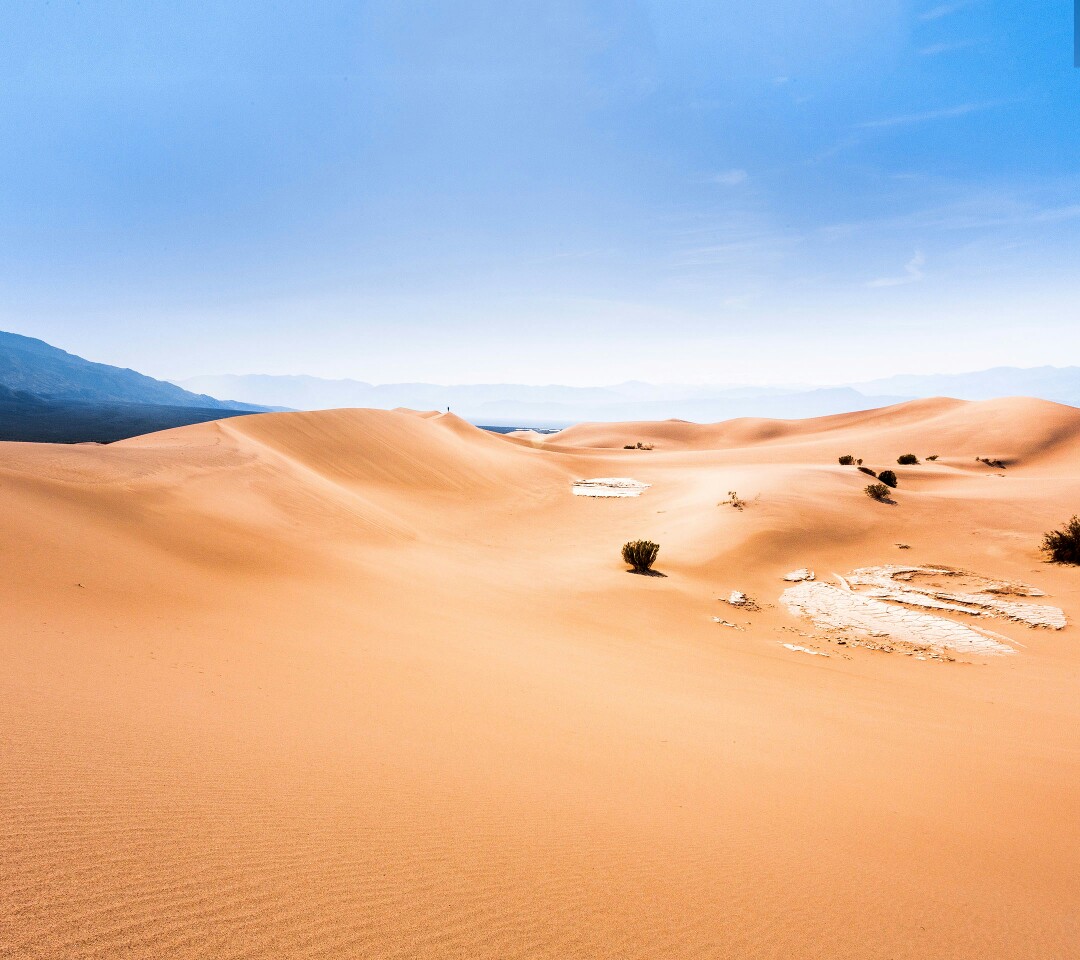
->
[622,540,659,573]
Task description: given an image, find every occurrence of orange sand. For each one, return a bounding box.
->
[2,398,1078,958]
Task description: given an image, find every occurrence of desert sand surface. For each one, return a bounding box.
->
[2,397,1079,959]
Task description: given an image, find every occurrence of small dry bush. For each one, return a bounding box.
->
[622,540,659,573]
[877,469,898,488]
[838,455,855,465]
[897,453,918,465]
[1042,517,1080,565]
[865,483,891,502]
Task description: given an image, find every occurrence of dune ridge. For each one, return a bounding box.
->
[546,396,1080,464]
[2,397,1079,959]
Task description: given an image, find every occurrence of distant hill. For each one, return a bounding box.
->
[0,384,254,444]
[0,331,258,410]
[0,331,270,443]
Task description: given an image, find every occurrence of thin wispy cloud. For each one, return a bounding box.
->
[819,191,1080,238]
[531,247,615,264]
[918,37,985,57]
[859,100,1008,129]
[1031,204,1080,224]
[669,212,802,274]
[672,237,787,269]
[868,250,926,288]
[920,0,981,21]
[712,169,749,186]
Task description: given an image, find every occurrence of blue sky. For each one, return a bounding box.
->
[1,0,1078,384]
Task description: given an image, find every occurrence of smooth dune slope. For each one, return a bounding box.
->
[2,398,1079,959]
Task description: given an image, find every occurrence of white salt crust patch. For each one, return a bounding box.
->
[781,643,829,657]
[572,478,651,498]
[780,565,1066,658]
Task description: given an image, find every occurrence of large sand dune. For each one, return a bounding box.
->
[2,398,1078,958]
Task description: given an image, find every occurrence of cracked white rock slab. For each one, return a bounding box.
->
[783,568,815,582]
[934,592,1067,629]
[845,566,1066,630]
[860,589,984,615]
[780,581,1016,656]
[572,477,651,498]
[983,582,1045,597]
[846,565,950,587]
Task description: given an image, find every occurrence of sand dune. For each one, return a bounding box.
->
[2,398,1079,959]
[548,396,1080,464]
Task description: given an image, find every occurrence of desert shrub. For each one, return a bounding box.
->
[897,453,918,465]
[838,455,855,465]
[724,490,746,510]
[857,458,863,465]
[857,466,877,477]
[1042,517,1080,565]
[622,540,659,573]
[865,483,891,502]
[927,455,939,461]
[978,456,1006,469]
[877,469,898,488]
[623,444,636,449]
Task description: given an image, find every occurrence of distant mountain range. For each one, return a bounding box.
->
[5,326,1080,441]
[176,374,907,425]
[0,385,264,444]
[850,367,1080,405]
[178,367,1080,426]
[0,331,266,442]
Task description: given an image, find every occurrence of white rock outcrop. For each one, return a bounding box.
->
[780,564,1066,658]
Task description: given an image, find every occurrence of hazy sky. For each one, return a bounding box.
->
[1,1,1078,385]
